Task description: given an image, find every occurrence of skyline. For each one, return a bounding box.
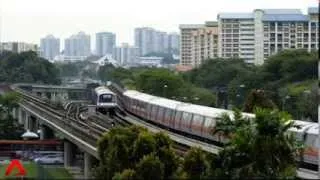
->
[0,0,318,49]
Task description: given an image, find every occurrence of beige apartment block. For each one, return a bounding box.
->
[180,7,318,69]
[191,22,219,67]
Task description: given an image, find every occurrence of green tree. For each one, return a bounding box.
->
[112,169,137,180]
[136,154,164,180]
[132,132,156,162]
[243,89,277,113]
[0,92,24,139]
[182,147,208,179]
[154,133,180,178]
[213,108,300,178]
[95,125,177,180]
[0,51,61,84]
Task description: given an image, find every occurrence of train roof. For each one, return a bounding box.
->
[289,120,316,133]
[94,86,114,95]
[306,124,319,135]
[124,90,182,109]
[124,90,255,118]
[176,103,255,119]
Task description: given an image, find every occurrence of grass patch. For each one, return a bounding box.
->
[0,162,73,179]
[44,167,73,179]
[0,162,38,179]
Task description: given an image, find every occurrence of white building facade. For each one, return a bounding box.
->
[0,42,38,53]
[134,27,180,56]
[40,35,60,60]
[112,43,139,65]
[96,32,116,57]
[64,32,91,58]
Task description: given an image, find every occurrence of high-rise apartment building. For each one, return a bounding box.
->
[64,32,91,58]
[179,24,204,66]
[0,42,38,53]
[191,21,219,67]
[96,32,116,57]
[112,43,139,65]
[180,7,318,67]
[134,27,180,56]
[168,33,180,54]
[40,35,60,60]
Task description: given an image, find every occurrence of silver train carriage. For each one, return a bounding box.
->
[92,86,117,113]
[122,90,319,166]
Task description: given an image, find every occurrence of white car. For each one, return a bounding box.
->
[34,155,63,164]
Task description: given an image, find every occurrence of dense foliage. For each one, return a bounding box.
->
[94,125,180,180]
[96,107,301,179]
[0,92,24,139]
[0,51,61,84]
[211,109,300,178]
[55,61,98,79]
[184,49,318,121]
[98,66,217,106]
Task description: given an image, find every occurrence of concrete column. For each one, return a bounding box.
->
[51,92,56,102]
[41,92,46,99]
[64,140,72,168]
[84,152,93,179]
[24,111,30,130]
[39,125,45,140]
[18,108,23,124]
[12,108,16,119]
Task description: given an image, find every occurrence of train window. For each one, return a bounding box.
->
[157,107,165,122]
[151,105,158,121]
[164,109,172,125]
[174,111,182,128]
[99,94,113,103]
[146,104,152,119]
[306,134,317,146]
[181,112,192,130]
[203,117,215,134]
[192,115,204,132]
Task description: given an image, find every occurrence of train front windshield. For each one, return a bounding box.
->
[99,94,114,103]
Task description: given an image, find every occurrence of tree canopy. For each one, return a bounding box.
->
[94,125,179,180]
[212,108,300,178]
[0,51,61,84]
[183,49,318,121]
[0,92,24,139]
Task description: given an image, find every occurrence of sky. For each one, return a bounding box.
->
[0,0,318,50]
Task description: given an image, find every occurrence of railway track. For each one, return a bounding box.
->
[12,85,104,144]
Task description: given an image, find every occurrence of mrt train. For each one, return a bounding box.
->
[91,86,117,114]
[114,89,319,167]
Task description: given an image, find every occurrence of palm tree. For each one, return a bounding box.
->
[212,108,300,178]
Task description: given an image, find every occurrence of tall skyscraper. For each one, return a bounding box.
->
[96,32,116,56]
[40,35,60,60]
[64,32,91,58]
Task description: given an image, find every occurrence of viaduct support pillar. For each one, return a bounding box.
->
[18,108,23,124]
[24,111,30,130]
[64,140,72,168]
[84,152,93,179]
